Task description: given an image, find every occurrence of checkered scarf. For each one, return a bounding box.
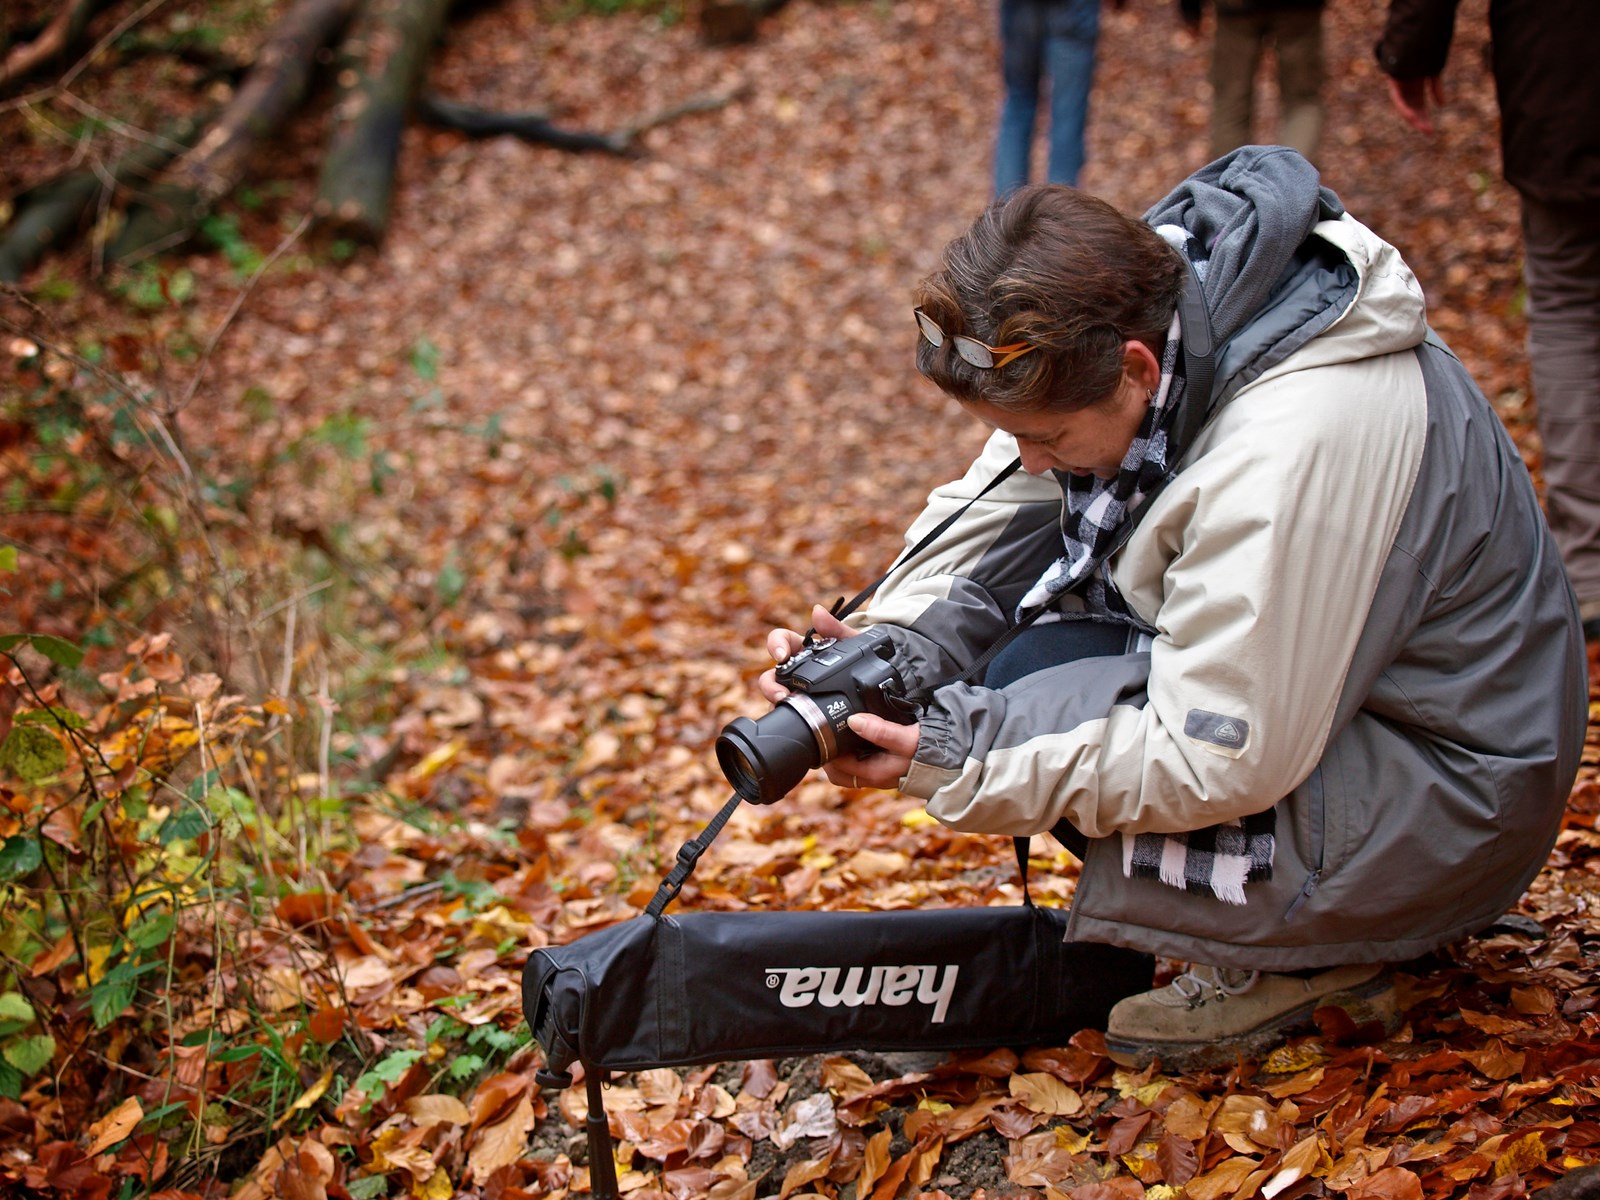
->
[1014,307,1184,629]
[1122,810,1276,906]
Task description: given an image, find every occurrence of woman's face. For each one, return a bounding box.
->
[960,340,1161,479]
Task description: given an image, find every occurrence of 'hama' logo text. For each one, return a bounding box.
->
[764,964,959,1023]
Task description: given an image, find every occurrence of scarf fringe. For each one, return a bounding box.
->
[1121,808,1276,906]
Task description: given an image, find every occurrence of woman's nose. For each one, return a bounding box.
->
[1017,442,1055,475]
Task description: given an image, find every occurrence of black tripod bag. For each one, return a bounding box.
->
[520,797,1153,1198]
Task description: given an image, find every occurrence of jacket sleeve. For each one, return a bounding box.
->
[848,430,1066,695]
[1374,0,1461,79]
[903,351,1429,840]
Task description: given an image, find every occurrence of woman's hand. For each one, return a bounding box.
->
[758,604,859,702]
[824,713,919,791]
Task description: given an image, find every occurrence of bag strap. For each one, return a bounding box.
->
[1014,836,1034,907]
[648,800,1040,915]
[644,792,744,918]
[639,457,1031,918]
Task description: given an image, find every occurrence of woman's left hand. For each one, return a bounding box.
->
[824,712,919,790]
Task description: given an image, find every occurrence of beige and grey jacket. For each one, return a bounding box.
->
[853,148,1587,970]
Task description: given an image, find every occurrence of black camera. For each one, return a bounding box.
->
[716,625,916,805]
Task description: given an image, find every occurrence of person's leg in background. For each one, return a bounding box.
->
[1208,9,1264,158]
[1522,192,1600,636]
[994,0,1048,197]
[1041,0,1103,187]
[1272,5,1325,160]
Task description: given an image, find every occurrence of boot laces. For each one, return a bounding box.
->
[1171,965,1260,1009]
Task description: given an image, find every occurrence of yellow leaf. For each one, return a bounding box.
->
[369,1127,441,1185]
[1260,1044,1327,1075]
[1493,1132,1547,1179]
[1112,1067,1173,1103]
[900,808,939,829]
[408,741,463,782]
[86,1097,144,1156]
[84,943,113,986]
[1131,1080,1171,1106]
[1054,1127,1091,1153]
[417,1167,453,1199]
[274,1067,335,1129]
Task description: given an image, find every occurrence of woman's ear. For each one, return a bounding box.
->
[1122,340,1163,393]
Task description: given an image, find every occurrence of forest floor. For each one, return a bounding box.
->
[1,0,1598,1197]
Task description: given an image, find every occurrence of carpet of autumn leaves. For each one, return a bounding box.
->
[2,0,1600,1197]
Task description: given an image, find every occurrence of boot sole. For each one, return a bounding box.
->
[1103,976,1401,1072]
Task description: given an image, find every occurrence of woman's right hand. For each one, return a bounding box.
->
[758,604,860,704]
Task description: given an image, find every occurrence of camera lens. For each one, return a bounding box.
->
[716,739,765,801]
[715,702,824,804]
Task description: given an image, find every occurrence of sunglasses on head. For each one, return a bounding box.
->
[914,308,1038,369]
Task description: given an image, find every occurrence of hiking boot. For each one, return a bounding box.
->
[1102,963,1398,1071]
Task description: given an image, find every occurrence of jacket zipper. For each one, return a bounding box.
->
[1283,765,1326,921]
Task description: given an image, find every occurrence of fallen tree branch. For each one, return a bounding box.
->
[107,0,360,263]
[416,86,747,156]
[611,84,749,146]
[0,116,205,282]
[416,93,630,155]
[0,0,118,88]
[313,0,457,247]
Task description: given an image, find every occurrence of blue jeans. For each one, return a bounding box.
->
[993,0,1102,195]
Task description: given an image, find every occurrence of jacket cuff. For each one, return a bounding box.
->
[900,757,962,802]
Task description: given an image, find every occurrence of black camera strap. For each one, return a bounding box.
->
[812,455,1024,634]
[668,267,1218,917]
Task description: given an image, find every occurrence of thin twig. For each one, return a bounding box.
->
[613,85,750,145]
[178,210,313,412]
[57,0,173,92]
[357,879,446,914]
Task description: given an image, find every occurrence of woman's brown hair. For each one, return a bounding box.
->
[915,185,1188,413]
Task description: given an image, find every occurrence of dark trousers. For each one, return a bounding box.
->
[984,619,1139,858]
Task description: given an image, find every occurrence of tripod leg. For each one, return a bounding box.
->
[585,1067,619,1199]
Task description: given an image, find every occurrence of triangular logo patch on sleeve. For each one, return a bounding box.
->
[1184,709,1251,758]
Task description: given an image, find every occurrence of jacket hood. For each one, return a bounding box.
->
[1145,145,1428,398]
